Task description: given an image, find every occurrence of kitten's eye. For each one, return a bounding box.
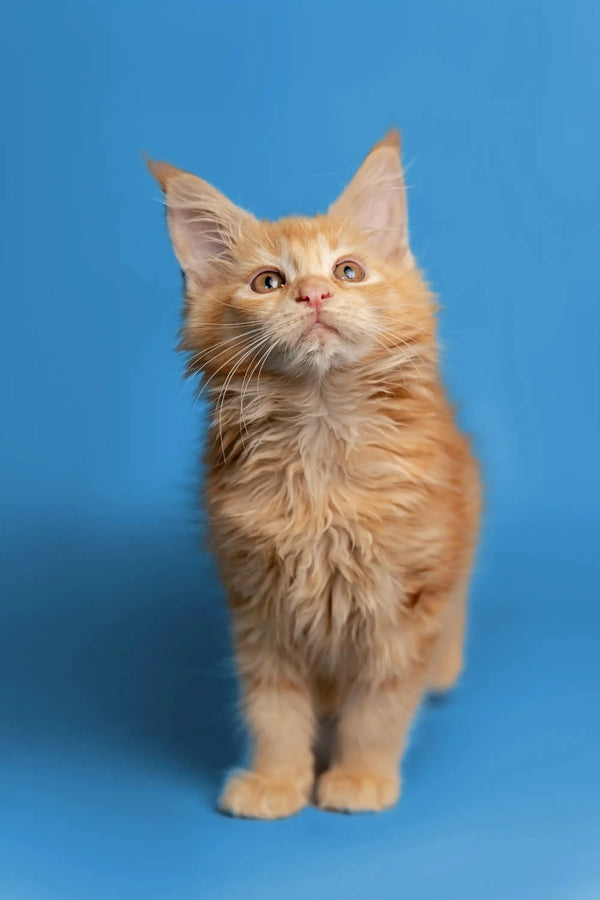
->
[333,260,366,282]
[250,270,286,293]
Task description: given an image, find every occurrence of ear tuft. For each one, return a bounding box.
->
[145,157,188,192]
[374,129,402,153]
[147,158,256,283]
[329,130,411,265]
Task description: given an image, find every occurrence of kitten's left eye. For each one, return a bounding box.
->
[333,260,366,282]
[250,270,286,293]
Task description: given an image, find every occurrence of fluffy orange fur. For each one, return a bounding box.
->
[149,131,481,818]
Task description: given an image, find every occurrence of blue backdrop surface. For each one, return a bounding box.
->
[1,1,599,898]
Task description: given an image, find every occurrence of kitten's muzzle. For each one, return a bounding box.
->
[295,276,334,314]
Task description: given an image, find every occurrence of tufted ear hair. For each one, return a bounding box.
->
[329,130,413,266]
[147,159,257,284]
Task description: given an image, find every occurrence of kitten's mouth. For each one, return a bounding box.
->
[303,319,340,338]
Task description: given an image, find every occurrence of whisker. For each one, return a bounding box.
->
[369,326,427,379]
[374,312,434,338]
[194,342,255,409]
[238,333,281,438]
[214,333,273,459]
[224,334,273,445]
[185,326,265,373]
[187,328,263,366]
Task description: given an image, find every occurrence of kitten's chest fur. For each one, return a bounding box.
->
[206,373,446,671]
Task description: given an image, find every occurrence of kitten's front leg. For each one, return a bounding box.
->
[317,669,425,813]
[220,667,315,820]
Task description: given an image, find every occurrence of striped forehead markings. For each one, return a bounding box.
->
[278,235,342,279]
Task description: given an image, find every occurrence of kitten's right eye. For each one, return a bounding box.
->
[250,270,286,293]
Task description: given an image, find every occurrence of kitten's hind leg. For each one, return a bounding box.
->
[426,573,469,694]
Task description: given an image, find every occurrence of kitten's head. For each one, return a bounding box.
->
[149,131,434,380]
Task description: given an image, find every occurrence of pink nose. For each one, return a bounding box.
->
[295,278,333,312]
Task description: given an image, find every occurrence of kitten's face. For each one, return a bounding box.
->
[150,132,432,379]
[204,217,420,377]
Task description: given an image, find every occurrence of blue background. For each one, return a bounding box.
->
[1,1,599,898]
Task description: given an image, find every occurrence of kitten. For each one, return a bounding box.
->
[149,131,481,818]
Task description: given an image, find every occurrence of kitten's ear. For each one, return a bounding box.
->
[147,159,257,283]
[329,130,412,265]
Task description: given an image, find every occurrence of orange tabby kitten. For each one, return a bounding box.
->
[149,131,481,818]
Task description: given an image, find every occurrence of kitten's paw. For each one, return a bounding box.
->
[219,771,309,820]
[316,768,400,813]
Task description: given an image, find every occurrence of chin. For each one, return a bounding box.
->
[288,331,371,377]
